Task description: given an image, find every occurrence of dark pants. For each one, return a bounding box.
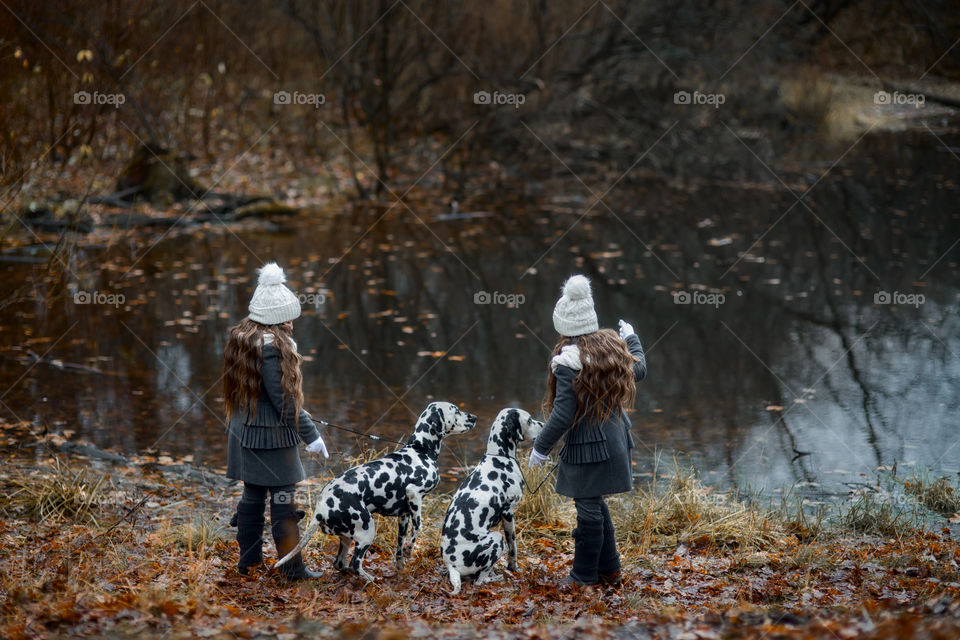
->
[236,482,311,577]
[571,497,620,584]
[240,482,297,518]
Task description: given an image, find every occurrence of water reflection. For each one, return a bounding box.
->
[1,128,958,494]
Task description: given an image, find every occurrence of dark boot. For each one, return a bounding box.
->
[568,518,604,586]
[597,502,621,586]
[235,501,265,575]
[271,503,320,580]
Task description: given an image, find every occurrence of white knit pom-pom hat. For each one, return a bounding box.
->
[552,274,599,337]
[248,262,301,325]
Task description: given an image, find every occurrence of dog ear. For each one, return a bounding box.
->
[426,405,445,436]
[506,409,522,440]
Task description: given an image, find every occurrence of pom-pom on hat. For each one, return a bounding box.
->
[248,262,301,326]
[552,274,599,337]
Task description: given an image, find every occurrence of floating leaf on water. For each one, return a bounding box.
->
[708,236,733,247]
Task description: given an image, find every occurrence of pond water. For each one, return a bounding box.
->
[2,126,958,496]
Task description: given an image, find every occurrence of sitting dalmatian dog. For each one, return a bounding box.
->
[276,401,476,582]
[441,408,544,595]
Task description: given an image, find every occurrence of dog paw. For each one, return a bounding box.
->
[507,562,518,572]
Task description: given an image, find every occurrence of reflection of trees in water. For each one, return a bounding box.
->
[3,130,957,484]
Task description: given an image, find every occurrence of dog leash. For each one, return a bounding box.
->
[309,416,407,446]
[488,454,559,495]
[527,462,559,494]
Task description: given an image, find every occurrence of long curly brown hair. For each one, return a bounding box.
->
[542,329,639,425]
[223,317,304,422]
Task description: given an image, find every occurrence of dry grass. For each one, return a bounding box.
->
[839,493,918,539]
[515,456,567,529]
[610,466,786,553]
[6,456,107,524]
[164,514,230,551]
[302,450,931,564]
[905,473,960,516]
[770,489,829,542]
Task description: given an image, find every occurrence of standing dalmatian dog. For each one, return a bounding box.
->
[275,401,476,581]
[441,408,544,594]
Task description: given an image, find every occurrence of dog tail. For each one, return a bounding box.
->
[274,513,319,569]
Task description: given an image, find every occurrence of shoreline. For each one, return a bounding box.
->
[3,423,960,639]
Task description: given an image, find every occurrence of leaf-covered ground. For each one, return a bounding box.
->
[3,428,960,640]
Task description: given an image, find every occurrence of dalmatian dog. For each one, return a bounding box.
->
[276,401,476,582]
[441,408,544,595]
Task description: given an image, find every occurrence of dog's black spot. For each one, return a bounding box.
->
[441,409,533,581]
[311,402,468,579]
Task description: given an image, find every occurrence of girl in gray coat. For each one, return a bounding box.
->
[224,262,329,580]
[529,274,646,586]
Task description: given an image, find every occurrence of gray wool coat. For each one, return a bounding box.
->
[532,334,647,499]
[225,342,321,487]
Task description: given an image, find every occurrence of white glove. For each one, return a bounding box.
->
[305,436,329,458]
[529,449,549,468]
[618,319,635,340]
